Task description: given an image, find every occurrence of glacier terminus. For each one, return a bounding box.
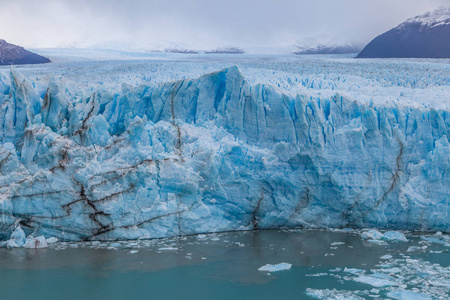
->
[0,57,449,243]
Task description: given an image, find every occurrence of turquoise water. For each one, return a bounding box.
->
[0,230,449,300]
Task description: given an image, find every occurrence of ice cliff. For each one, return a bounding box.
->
[0,66,449,241]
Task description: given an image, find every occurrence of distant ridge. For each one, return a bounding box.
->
[357,7,450,58]
[205,47,245,54]
[294,43,362,55]
[0,39,50,65]
[164,48,199,54]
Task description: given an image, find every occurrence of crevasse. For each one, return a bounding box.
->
[0,66,448,241]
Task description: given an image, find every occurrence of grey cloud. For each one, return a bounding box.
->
[0,0,447,51]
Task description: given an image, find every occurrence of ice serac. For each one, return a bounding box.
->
[0,66,449,242]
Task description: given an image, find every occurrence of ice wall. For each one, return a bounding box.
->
[0,66,449,241]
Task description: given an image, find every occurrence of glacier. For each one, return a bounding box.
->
[0,63,449,242]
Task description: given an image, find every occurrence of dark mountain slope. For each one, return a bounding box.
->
[0,39,50,65]
[357,7,450,58]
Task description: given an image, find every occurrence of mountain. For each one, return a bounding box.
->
[357,7,450,58]
[294,43,362,55]
[0,39,50,65]
[165,48,199,54]
[205,47,245,54]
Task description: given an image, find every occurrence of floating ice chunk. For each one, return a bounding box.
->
[361,230,384,240]
[386,290,431,300]
[158,247,178,251]
[366,240,387,245]
[420,236,450,246]
[379,267,402,274]
[129,250,138,254]
[24,236,48,249]
[382,231,408,242]
[344,268,364,275]
[5,240,19,248]
[46,237,58,244]
[306,288,364,300]
[258,262,292,272]
[407,246,426,253]
[354,274,398,287]
[429,280,450,287]
[361,230,407,242]
[380,254,393,260]
[330,242,345,246]
[8,226,26,247]
[306,273,328,277]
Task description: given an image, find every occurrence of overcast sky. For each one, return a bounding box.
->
[0,0,447,51]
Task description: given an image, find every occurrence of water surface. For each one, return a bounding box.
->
[0,230,449,299]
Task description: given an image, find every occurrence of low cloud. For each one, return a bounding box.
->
[0,0,447,50]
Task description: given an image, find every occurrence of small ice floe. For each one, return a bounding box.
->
[329,268,342,272]
[3,226,26,248]
[330,242,345,246]
[258,262,292,272]
[158,247,178,251]
[407,246,427,253]
[46,237,58,244]
[353,274,398,288]
[306,273,328,277]
[109,243,121,248]
[366,240,387,245]
[344,268,364,275]
[361,229,384,240]
[129,250,138,254]
[421,236,450,247]
[379,267,402,274]
[380,254,393,260]
[382,231,408,242]
[24,236,48,249]
[429,280,450,288]
[361,230,407,242]
[306,288,364,300]
[386,290,432,300]
[2,226,52,249]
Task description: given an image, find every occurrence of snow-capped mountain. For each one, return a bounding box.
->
[0,39,50,65]
[357,7,450,58]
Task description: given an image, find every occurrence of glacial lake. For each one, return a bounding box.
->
[0,230,449,300]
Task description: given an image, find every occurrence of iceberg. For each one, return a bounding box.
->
[258,263,292,272]
[0,65,449,242]
[360,230,407,242]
